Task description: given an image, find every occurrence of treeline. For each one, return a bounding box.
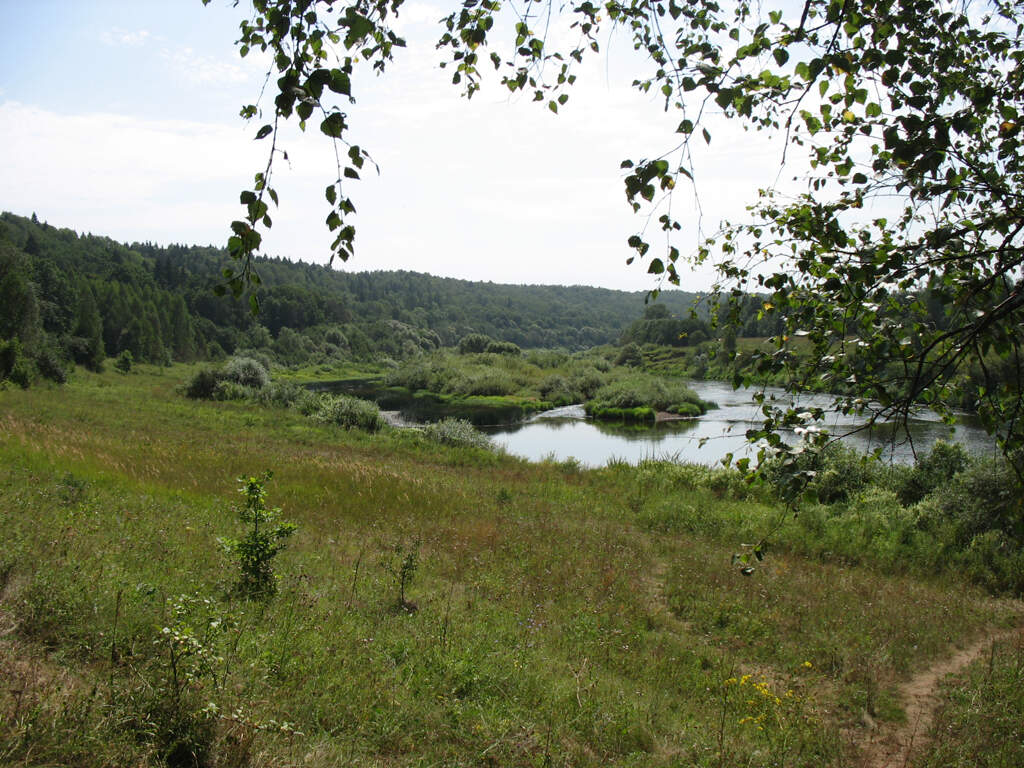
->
[0,211,709,385]
[618,300,784,349]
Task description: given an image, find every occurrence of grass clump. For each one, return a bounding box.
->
[312,392,387,432]
[420,417,492,449]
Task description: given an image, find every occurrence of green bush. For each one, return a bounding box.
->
[214,381,255,401]
[538,374,578,405]
[35,342,69,383]
[251,380,303,408]
[568,366,606,399]
[667,402,701,417]
[0,337,33,387]
[114,350,133,375]
[896,440,970,505]
[457,333,492,354]
[421,418,493,450]
[615,343,643,367]
[524,349,569,368]
[221,356,270,389]
[915,456,1022,545]
[184,368,220,399]
[386,361,436,391]
[443,370,518,397]
[763,442,880,505]
[292,388,324,416]
[484,339,521,355]
[313,394,387,432]
[585,405,655,422]
[812,443,880,504]
[957,530,1024,594]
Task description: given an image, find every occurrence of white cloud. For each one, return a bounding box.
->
[0,101,261,244]
[100,28,150,47]
[160,46,256,86]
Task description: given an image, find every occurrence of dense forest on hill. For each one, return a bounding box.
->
[0,211,728,381]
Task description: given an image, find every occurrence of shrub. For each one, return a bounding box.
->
[568,366,606,399]
[293,388,324,416]
[585,405,655,422]
[525,349,569,368]
[763,442,880,505]
[586,376,708,417]
[0,337,33,387]
[457,333,492,354]
[386,361,437,391]
[34,342,69,383]
[896,440,970,505]
[313,394,387,432]
[184,368,220,399]
[484,339,521,355]
[324,327,347,347]
[443,371,518,397]
[421,418,492,450]
[958,530,1024,594]
[615,343,643,367]
[667,402,701,417]
[255,380,306,408]
[383,538,421,612]
[114,349,133,374]
[221,356,270,389]
[538,374,577,405]
[214,381,254,401]
[811,443,880,504]
[915,456,1022,545]
[231,348,274,373]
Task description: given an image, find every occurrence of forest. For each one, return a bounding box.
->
[0,211,726,379]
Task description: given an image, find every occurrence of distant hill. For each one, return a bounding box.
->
[0,211,708,373]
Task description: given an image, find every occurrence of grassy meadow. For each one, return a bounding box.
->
[0,364,1021,767]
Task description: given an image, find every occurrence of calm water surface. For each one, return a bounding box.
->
[481,381,998,468]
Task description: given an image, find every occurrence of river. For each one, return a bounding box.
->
[480,381,999,468]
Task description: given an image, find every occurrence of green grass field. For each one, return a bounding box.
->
[0,364,1019,767]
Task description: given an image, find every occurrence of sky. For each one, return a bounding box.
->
[0,0,796,291]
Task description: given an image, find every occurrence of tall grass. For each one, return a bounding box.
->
[0,364,1019,768]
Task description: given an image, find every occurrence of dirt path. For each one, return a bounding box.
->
[858,625,1023,768]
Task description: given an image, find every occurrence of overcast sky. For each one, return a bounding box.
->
[0,0,796,291]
